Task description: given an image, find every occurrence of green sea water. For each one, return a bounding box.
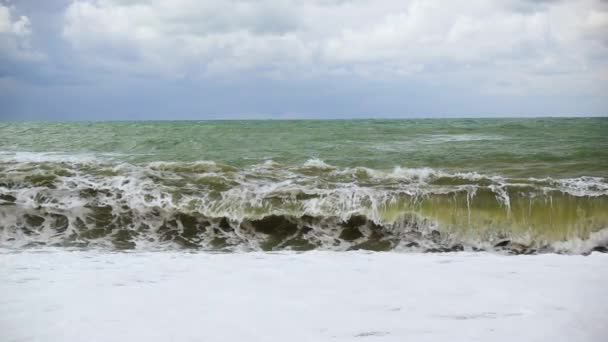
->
[0,118,607,253]
[1,118,607,177]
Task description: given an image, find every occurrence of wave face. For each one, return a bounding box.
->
[1,156,607,254]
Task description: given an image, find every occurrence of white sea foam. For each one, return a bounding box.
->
[1,250,606,342]
[551,228,608,255]
[1,157,607,252]
[302,158,334,169]
[370,134,505,152]
[555,177,608,197]
[421,134,506,144]
[0,151,119,163]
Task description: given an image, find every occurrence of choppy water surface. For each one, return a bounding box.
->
[0,118,606,253]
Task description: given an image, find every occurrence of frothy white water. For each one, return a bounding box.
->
[370,134,506,152]
[551,228,608,254]
[0,151,120,163]
[1,157,607,252]
[302,158,334,169]
[422,134,506,144]
[1,250,606,342]
[554,177,608,197]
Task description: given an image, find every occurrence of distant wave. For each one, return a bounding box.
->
[420,134,506,144]
[371,134,506,152]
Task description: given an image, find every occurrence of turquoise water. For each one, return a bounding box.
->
[0,118,607,253]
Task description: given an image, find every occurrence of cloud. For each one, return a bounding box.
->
[2,0,606,120]
[61,1,607,82]
[0,3,41,60]
[0,5,30,35]
[1,0,607,121]
[61,0,311,77]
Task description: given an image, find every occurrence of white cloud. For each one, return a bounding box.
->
[0,3,40,60]
[0,5,29,35]
[61,0,607,93]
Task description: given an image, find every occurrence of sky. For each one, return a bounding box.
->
[0,0,607,120]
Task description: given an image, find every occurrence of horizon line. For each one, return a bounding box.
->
[1,114,607,123]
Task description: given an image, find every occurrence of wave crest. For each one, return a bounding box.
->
[1,158,607,253]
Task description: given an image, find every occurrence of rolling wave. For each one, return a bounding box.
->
[1,156,607,253]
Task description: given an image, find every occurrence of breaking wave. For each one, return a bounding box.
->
[1,155,607,254]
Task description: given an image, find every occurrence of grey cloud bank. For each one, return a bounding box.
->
[1,0,607,120]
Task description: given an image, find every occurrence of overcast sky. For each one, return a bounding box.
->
[0,0,607,120]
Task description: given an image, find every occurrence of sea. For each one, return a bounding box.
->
[0,118,607,254]
[1,118,608,341]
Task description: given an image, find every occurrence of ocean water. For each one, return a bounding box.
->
[0,118,607,253]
